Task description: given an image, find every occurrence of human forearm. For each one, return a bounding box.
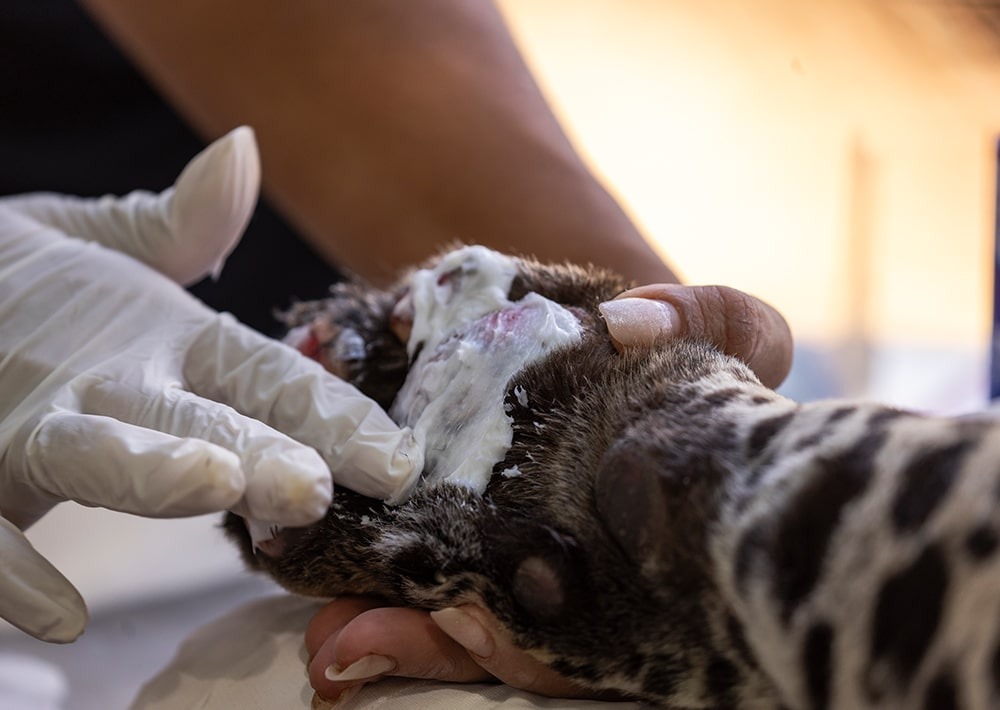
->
[80,0,677,285]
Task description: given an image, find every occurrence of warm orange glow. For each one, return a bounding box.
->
[499,0,1000,347]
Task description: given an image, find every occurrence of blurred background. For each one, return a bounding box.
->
[499,0,1000,411]
[2,1,1000,708]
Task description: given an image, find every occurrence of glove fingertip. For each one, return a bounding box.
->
[13,576,89,643]
[0,518,89,643]
[245,446,333,527]
[336,427,424,505]
[158,443,247,515]
[168,126,261,285]
[30,597,88,644]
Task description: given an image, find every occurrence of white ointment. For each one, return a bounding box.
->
[389,246,582,502]
[403,246,519,358]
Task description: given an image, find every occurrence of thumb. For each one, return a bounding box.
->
[0,517,87,643]
[430,606,593,699]
[598,284,793,389]
[166,125,261,283]
[0,126,260,285]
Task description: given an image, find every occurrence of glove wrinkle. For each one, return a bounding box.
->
[82,371,334,526]
[183,314,425,496]
[0,128,413,642]
[19,409,246,518]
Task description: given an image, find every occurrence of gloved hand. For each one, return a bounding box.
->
[0,127,422,643]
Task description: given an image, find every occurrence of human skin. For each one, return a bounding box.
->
[80,0,679,287]
[78,0,793,700]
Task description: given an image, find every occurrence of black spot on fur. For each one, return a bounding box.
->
[772,430,883,619]
[870,544,949,687]
[965,524,999,561]
[827,406,855,424]
[804,622,833,710]
[990,644,1000,696]
[747,411,795,460]
[868,407,908,429]
[444,577,475,597]
[991,638,1000,697]
[794,406,859,453]
[642,651,690,698]
[703,387,742,408]
[923,668,959,710]
[726,613,758,670]
[623,651,648,679]
[549,657,600,680]
[574,660,601,680]
[892,441,971,533]
[679,397,719,419]
[793,429,826,452]
[704,655,739,702]
[388,546,443,590]
[751,395,772,405]
[734,524,768,596]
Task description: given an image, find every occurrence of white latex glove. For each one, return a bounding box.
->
[0,127,422,643]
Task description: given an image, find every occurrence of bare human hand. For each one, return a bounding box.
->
[599,284,793,389]
[306,597,601,704]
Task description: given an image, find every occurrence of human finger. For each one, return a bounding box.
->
[77,380,331,527]
[0,516,87,643]
[9,410,245,529]
[0,126,259,285]
[431,605,595,698]
[598,284,793,388]
[184,314,422,502]
[307,603,492,703]
[305,597,386,660]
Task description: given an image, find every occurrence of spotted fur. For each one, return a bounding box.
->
[224,248,1000,709]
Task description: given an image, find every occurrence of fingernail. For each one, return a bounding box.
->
[430,607,495,659]
[324,654,396,682]
[598,298,680,346]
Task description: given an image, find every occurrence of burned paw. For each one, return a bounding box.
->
[390,288,414,344]
[283,317,366,380]
[276,281,409,408]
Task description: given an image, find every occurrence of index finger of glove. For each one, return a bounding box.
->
[77,383,332,527]
[0,516,87,643]
[13,410,246,527]
[183,315,422,502]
